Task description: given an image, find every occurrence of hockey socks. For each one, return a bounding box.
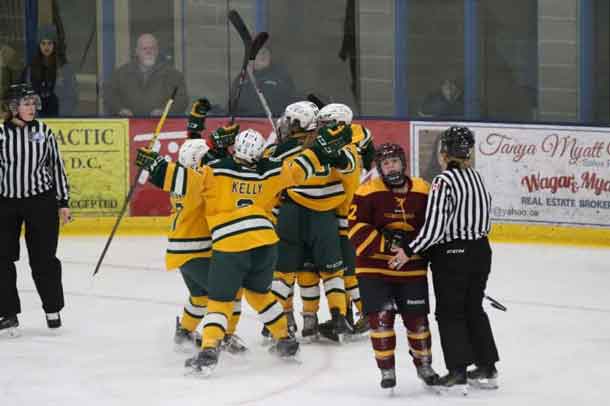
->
[201,300,232,348]
[321,269,347,315]
[369,310,397,370]
[245,290,289,340]
[271,271,295,312]
[181,295,208,332]
[343,275,363,313]
[297,271,321,314]
[403,315,433,367]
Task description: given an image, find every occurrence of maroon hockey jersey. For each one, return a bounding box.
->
[348,176,430,281]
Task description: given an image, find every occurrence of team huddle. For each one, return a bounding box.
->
[135,97,496,394]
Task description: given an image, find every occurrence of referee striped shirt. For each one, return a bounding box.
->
[0,120,70,205]
[406,166,491,255]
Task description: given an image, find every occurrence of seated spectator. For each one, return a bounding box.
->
[1,44,23,120]
[104,33,188,117]
[418,78,464,119]
[234,46,295,117]
[20,25,78,117]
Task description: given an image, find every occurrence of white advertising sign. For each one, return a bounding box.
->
[410,122,610,227]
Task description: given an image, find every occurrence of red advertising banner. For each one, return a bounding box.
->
[129,117,410,216]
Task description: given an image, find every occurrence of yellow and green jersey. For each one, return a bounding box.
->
[200,149,322,252]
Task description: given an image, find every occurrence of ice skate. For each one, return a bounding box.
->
[435,369,468,396]
[417,364,441,393]
[260,325,274,346]
[174,317,201,353]
[185,346,220,377]
[318,308,352,343]
[300,313,319,343]
[0,315,19,338]
[467,365,499,389]
[380,368,396,395]
[221,333,248,354]
[45,312,61,329]
[269,335,300,362]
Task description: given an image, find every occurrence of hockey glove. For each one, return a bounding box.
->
[382,229,407,253]
[210,123,239,150]
[187,98,212,135]
[135,148,165,174]
[311,124,352,164]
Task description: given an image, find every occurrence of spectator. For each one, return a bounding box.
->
[418,79,464,119]
[104,33,188,117]
[235,47,295,117]
[0,44,22,120]
[21,25,78,117]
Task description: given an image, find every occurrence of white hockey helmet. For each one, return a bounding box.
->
[318,103,353,126]
[178,139,209,169]
[282,101,319,132]
[234,129,266,164]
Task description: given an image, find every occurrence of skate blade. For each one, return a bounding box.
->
[421,382,442,395]
[184,365,215,378]
[438,384,468,396]
[384,387,395,397]
[260,336,275,347]
[174,341,198,354]
[279,351,302,364]
[468,378,498,390]
[0,327,20,338]
[299,334,320,344]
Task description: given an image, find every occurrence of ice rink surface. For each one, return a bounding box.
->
[1,236,609,406]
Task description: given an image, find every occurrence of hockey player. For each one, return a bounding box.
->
[183,124,352,376]
[135,99,246,353]
[268,102,356,343]
[315,103,374,339]
[348,143,439,391]
[265,101,319,337]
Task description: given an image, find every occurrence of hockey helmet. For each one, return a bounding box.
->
[440,126,475,159]
[375,143,407,188]
[317,103,353,126]
[234,129,265,164]
[4,83,41,115]
[178,139,209,169]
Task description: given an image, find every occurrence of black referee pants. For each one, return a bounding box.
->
[429,237,499,371]
[0,190,64,317]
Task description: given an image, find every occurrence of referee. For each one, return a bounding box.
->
[0,83,71,335]
[392,126,499,392]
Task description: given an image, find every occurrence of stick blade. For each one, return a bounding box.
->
[228,9,252,45]
[307,93,326,109]
[249,32,269,61]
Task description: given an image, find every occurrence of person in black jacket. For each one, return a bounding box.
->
[0,83,71,336]
[395,126,500,394]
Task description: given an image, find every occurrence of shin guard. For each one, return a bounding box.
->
[245,290,288,340]
[201,300,232,349]
[227,289,243,335]
[297,271,321,314]
[181,295,208,332]
[368,310,396,370]
[402,314,433,367]
[321,269,347,315]
[271,271,295,311]
[343,275,363,313]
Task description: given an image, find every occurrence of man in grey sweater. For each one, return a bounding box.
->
[104,33,188,117]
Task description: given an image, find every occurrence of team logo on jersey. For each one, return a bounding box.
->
[29,131,45,143]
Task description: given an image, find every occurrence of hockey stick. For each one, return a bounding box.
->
[307,93,326,109]
[92,87,178,277]
[485,295,508,312]
[244,33,276,134]
[228,31,269,123]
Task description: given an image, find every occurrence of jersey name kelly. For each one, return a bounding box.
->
[232,181,263,195]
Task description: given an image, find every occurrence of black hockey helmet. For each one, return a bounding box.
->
[440,126,475,159]
[4,83,41,114]
[375,143,407,188]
